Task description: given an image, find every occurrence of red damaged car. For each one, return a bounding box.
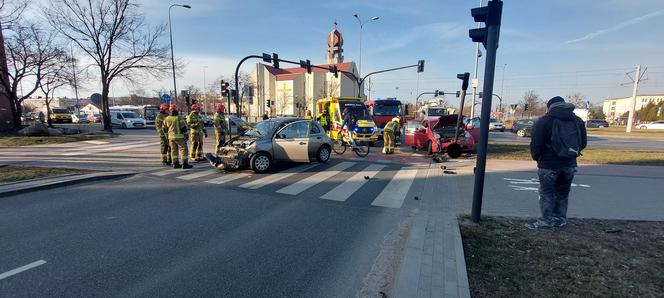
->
[405,115,475,158]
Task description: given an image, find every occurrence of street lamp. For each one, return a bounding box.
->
[500,63,506,113]
[353,14,380,79]
[203,65,208,114]
[168,3,191,105]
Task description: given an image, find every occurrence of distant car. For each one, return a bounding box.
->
[71,113,90,124]
[404,115,475,157]
[87,114,101,123]
[636,120,664,130]
[210,118,332,173]
[511,119,536,137]
[201,114,213,127]
[489,118,505,132]
[110,110,146,129]
[586,119,609,128]
[49,108,72,123]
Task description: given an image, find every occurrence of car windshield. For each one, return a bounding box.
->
[51,108,68,113]
[340,101,373,121]
[428,108,447,117]
[374,104,402,116]
[490,118,501,123]
[244,120,275,137]
[144,108,159,119]
[121,112,141,118]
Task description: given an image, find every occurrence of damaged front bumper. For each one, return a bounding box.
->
[205,139,254,171]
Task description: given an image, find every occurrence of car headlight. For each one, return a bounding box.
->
[125,119,131,123]
[434,133,441,139]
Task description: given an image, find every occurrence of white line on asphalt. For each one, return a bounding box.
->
[205,172,251,184]
[276,162,356,195]
[320,164,386,201]
[62,141,159,156]
[374,159,392,164]
[0,260,47,280]
[151,169,186,176]
[371,167,419,208]
[177,169,220,180]
[83,140,110,145]
[238,163,320,190]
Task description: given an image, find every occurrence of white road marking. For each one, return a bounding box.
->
[0,260,47,280]
[62,141,159,156]
[370,167,419,208]
[238,163,320,189]
[177,169,219,180]
[83,140,110,145]
[374,159,392,164]
[320,164,386,201]
[205,172,251,184]
[276,162,356,195]
[151,169,186,176]
[504,177,591,192]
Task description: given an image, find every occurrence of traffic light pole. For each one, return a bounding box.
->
[454,73,470,143]
[470,0,503,223]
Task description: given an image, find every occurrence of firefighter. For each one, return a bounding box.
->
[186,104,205,161]
[155,103,172,166]
[213,103,229,155]
[317,109,330,131]
[163,104,192,169]
[383,117,400,154]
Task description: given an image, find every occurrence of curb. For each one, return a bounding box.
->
[0,171,136,198]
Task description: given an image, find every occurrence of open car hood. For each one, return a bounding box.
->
[432,114,462,130]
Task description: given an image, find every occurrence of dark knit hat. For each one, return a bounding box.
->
[547,96,565,108]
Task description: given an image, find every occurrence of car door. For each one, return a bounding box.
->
[414,120,429,147]
[273,121,311,162]
[307,121,326,159]
[654,121,664,129]
[404,121,418,146]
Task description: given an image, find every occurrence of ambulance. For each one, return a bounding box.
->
[315,97,379,144]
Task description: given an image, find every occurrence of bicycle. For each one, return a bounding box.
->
[331,128,370,157]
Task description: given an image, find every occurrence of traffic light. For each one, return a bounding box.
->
[524,104,529,111]
[469,0,503,49]
[221,80,230,97]
[456,91,461,98]
[272,53,279,69]
[434,90,443,97]
[300,59,312,74]
[417,60,425,73]
[185,94,190,105]
[329,65,339,78]
[266,100,271,108]
[478,92,483,98]
[457,72,470,91]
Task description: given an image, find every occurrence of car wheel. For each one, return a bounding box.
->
[316,145,331,163]
[121,123,127,129]
[250,152,271,173]
[639,126,647,130]
[426,141,433,155]
[517,129,526,137]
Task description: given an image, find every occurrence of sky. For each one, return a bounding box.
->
[28,0,664,107]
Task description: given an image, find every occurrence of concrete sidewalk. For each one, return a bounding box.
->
[392,162,471,298]
[0,171,135,198]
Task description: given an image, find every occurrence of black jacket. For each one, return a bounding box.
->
[530,103,587,169]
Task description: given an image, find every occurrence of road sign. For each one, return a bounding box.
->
[161,94,171,104]
[471,78,479,88]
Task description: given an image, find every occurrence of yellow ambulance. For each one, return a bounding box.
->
[315,97,379,143]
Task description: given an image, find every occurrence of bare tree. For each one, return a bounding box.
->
[1,22,65,130]
[40,51,74,127]
[566,92,586,109]
[0,0,28,25]
[519,90,545,117]
[44,0,172,132]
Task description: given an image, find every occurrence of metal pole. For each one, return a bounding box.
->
[500,63,506,114]
[470,0,483,119]
[471,0,502,223]
[168,5,177,106]
[70,43,81,131]
[203,66,207,114]
[626,65,641,133]
[359,22,363,77]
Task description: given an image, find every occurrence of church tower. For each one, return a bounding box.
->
[326,22,344,64]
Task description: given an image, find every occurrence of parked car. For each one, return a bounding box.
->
[71,113,90,124]
[201,114,213,127]
[489,118,505,132]
[636,120,664,130]
[109,110,146,129]
[511,119,536,137]
[208,118,332,173]
[586,119,609,128]
[49,107,72,123]
[87,114,101,123]
[463,117,481,141]
[404,115,475,157]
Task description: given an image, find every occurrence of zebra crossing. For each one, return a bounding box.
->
[146,160,428,209]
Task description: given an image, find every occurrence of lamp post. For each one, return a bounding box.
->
[353,14,379,79]
[203,65,208,114]
[168,3,191,106]
[500,63,506,114]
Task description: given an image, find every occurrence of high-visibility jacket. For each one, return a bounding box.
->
[384,120,400,133]
[213,112,228,134]
[164,115,187,140]
[317,114,329,126]
[186,112,203,134]
[155,112,167,137]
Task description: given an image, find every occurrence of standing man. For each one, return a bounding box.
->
[163,104,192,169]
[383,117,400,154]
[527,96,587,229]
[213,103,228,155]
[187,104,204,161]
[317,109,330,132]
[155,103,172,166]
[262,113,269,120]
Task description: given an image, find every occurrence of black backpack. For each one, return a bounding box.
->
[550,118,582,159]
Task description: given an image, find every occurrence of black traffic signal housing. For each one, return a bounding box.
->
[266,100,271,108]
[469,0,503,49]
[456,91,461,98]
[417,60,425,73]
[272,53,279,69]
[329,65,339,78]
[262,53,272,63]
[524,104,529,111]
[185,94,190,105]
[434,90,443,97]
[221,80,230,97]
[478,92,483,98]
[457,72,470,91]
[300,59,312,74]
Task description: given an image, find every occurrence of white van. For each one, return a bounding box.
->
[109,110,147,129]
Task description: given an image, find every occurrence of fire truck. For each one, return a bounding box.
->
[365,98,403,135]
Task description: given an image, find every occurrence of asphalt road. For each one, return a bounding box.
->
[489,131,664,150]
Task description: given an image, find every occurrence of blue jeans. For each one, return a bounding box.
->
[538,167,576,224]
